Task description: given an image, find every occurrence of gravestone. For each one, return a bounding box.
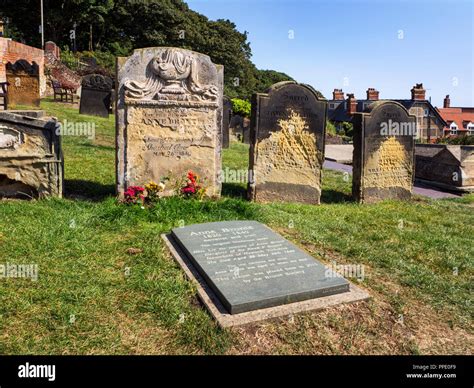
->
[116,47,224,198]
[352,101,416,203]
[6,60,40,107]
[169,220,349,314]
[249,81,327,204]
[0,110,63,198]
[222,96,232,148]
[79,74,113,117]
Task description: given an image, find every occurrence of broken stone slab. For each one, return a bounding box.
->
[0,110,63,198]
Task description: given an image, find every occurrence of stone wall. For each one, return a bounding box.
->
[415,144,474,192]
[0,38,45,95]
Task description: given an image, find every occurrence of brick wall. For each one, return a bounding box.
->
[0,38,45,95]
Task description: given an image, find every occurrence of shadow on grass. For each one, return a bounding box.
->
[221,183,247,199]
[65,179,115,201]
[320,189,353,204]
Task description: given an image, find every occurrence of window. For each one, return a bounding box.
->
[424,109,429,117]
[467,122,474,135]
[329,103,335,109]
[450,122,458,135]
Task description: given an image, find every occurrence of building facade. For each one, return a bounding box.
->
[328,84,446,142]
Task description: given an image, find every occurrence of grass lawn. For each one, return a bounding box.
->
[0,98,472,355]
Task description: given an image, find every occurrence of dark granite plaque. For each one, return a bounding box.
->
[248,81,327,204]
[352,101,416,203]
[79,74,113,118]
[222,96,232,148]
[170,220,349,314]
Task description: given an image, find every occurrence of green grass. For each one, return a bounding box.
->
[0,99,472,355]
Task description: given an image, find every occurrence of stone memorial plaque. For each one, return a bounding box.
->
[222,96,232,148]
[6,60,40,107]
[79,74,113,117]
[248,81,327,204]
[116,47,224,198]
[352,101,416,203]
[170,220,349,314]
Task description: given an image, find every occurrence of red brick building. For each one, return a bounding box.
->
[436,95,474,137]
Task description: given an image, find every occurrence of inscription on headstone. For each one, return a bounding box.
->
[6,60,40,107]
[79,74,113,117]
[116,47,224,197]
[170,220,349,314]
[248,81,327,204]
[352,101,416,203]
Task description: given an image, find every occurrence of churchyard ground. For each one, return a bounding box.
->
[0,98,472,355]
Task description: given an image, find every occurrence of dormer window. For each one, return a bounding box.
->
[449,121,458,135]
[467,122,474,135]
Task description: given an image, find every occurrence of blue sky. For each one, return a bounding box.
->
[188,0,473,107]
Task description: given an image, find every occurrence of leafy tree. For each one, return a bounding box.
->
[231,98,251,118]
[0,0,325,99]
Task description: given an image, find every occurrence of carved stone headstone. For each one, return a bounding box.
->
[6,60,40,107]
[352,101,416,203]
[248,81,327,204]
[116,47,224,197]
[0,110,63,198]
[222,96,232,148]
[79,74,113,117]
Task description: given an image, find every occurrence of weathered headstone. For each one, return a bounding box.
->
[248,81,327,204]
[222,96,232,148]
[169,220,349,314]
[79,74,113,117]
[116,47,224,197]
[352,101,416,203]
[6,60,40,107]
[0,110,63,198]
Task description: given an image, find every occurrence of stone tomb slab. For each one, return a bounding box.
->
[162,221,370,327]
[165,221,363,316]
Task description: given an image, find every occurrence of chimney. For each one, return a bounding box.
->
[366,88,379,101]
[333,88,344,100]
[443,94,450,108]
[347,93,357,115]
[411,83,426,101]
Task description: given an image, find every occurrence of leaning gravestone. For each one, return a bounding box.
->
[168,220,350,315]
[222,96,232,148]
[116,47,224,198]
[0,110,63,198]
[352,101,416,203]
[6,60,40,107]
[79,74,113,117]
[248,81,327,204]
